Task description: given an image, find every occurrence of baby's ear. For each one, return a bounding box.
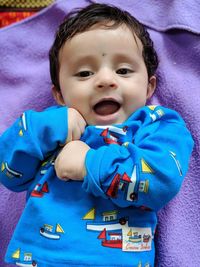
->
[147,75,157,99]
[52,86,65,105]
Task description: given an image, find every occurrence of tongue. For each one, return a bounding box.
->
[94,101,120,116]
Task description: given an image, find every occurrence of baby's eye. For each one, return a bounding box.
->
[75,71,94,77]
[116,68,133,75]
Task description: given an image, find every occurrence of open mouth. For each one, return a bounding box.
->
[93,100,121,116]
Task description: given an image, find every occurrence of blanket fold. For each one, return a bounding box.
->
[104,0,200,33]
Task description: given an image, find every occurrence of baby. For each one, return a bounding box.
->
[0,3,193,267]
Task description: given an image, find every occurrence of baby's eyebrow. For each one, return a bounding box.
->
[112,53,141,65]
[67,55,96,65]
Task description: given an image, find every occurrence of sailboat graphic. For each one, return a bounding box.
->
[12,249,37,267]
[98,228,122,248]
[40,156,56,175]
[1,162,23,179]
[96,125,128,145]
[83,208,127,231]
[31,182,49,198]
[169,151,183,176]
[40,223,65,240]
[106,165,139,202]
[127,229,142,243]
[18,113,27,136]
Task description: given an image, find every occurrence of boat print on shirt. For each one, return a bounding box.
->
[95,125,128,145]
[82,157,154,251]
[83,208,152,251]
[39,155,56,175]
[18,113,27,137]
[83,208,126,249]
[31,154,58,197]
[83,208,127,232]
[106,170,139,202]
[31,181,49,198]
[106,164,149,203]
[169,151,183,176]
[40,223,65,240]
[1,162,23,179]
[98,228,122,248]
[12,249,37,267]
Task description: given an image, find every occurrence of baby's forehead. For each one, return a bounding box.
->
[81,21,139,38]
[58,24,144,67]
[63,22,142,51]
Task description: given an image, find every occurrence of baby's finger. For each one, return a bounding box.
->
[72,126,82,140]
[78,117,87,135]
[66,128,73,143]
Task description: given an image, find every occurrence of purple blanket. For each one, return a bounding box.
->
[0,0,199,266]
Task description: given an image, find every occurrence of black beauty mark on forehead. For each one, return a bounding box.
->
[102,53,107,57]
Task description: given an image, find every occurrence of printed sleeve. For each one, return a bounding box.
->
[0,106,68,192]
[82,106,194,211]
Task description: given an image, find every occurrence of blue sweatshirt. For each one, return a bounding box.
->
[0,105,193,267]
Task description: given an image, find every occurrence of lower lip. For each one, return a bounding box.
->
[92,109,121,125]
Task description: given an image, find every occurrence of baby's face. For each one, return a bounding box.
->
[54,24,156,125]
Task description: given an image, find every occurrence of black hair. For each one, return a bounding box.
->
[49,3,158,90]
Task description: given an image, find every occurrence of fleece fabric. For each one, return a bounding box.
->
[0,105,193,267]
[0,0,199,266]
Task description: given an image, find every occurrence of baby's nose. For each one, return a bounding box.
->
[95,69,118,90]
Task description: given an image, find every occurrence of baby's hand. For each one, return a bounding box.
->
[67,108,87,142]
[55,140,90,181]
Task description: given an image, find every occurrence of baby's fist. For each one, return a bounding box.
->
[67,108,87,142]
[55,140,90,180]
